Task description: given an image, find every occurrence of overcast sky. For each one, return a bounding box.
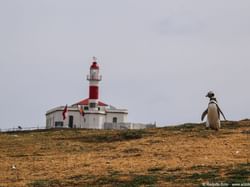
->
[0,0,250,129]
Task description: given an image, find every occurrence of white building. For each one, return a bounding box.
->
[46,58,128,129]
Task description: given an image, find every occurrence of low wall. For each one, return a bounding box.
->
[104,122,156,130]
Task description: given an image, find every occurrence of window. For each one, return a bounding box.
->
[55,121,63,127]
[89,103,96,108]
[84,106,89,110]
[113,117,117,123]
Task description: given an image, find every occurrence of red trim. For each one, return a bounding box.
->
[89,86,98,99]
[90,62,99,69]
[76,98,108,106]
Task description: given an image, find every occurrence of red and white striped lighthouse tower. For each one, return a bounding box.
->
[87,57,102,110]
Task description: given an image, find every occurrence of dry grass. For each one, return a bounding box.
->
[0,120,250,186]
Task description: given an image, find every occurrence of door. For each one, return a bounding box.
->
[69,115,74,128]
[113,117,117,123]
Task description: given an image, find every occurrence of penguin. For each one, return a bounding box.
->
[201,91,226,130]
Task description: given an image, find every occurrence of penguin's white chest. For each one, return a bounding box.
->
[208,104,219,122]
[207,104,220,129]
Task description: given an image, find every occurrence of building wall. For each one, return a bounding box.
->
[46,110,82,128]
[46,111,63,128]
[106,112,128,123]
[83,113,106,129]
[46,109,107,129]
[46,108,128,129]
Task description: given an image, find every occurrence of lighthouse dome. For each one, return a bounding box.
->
[90,62,99,69]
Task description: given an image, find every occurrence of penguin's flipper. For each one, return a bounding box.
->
[201,109,208,121]
[217,104,226,120]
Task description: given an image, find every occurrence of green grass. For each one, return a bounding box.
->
[225,163,250,183]
[163,174,179,182]
[94,176,123,186]
[28,179,61,187]
[187,172,218,181]
[124,175,158,187]
[148,166,165,173]
[87,174,158,187]
[123,148,141,154]
[55,129,146,143]
[163,123,201,132]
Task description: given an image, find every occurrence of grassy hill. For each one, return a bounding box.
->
[0,120,250,187]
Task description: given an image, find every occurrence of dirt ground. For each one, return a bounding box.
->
[0,120,249,187]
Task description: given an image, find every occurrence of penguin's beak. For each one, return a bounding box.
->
[206,93,209,97]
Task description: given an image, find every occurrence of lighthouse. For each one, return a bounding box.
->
[46,57,134,129]
[46,57,155,129]
[87,57,102,110]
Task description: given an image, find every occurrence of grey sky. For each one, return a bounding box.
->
[1,0,250,129]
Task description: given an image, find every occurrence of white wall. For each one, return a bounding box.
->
[46,107,128,129]
[46,111,64,128]
[46,110,83,128]
[83,113,106,129]
[106,112,128,123]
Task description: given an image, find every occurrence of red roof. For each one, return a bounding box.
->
[90,62,99,69]
[75,98,108,106]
